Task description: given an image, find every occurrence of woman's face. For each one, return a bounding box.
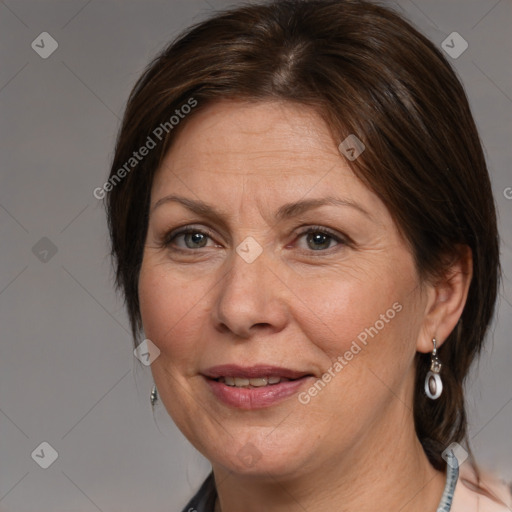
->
[139,100,431,478]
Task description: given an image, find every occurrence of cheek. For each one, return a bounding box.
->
[288,261,421,398]
[138,260,207,364]
[288,270,410,354]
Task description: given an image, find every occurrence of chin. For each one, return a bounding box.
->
[210,437,312,480]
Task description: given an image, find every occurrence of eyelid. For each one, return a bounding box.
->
[295,224,346,239]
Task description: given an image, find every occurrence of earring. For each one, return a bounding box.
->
[425,338,443,400]
[150,384,158,407]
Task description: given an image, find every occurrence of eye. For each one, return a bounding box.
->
[162,226,217,250]
[161,225,348,254]
[294,226,346,252]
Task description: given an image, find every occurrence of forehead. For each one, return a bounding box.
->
[150,100,385,218]
[159,100,337,171]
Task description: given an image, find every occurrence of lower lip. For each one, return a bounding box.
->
[205,376,313,409]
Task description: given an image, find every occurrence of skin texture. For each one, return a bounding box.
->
[138,100,472,511]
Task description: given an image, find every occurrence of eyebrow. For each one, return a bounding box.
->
[151,194,372,223]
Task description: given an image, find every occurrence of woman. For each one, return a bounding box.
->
[105,1,511,510]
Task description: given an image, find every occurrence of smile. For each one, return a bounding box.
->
[216,376,290,387]
[202,365,315,409]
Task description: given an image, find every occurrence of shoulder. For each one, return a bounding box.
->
[452,463,512,512]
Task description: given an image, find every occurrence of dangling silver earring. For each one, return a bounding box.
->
[150,384,158,407]
[425,338,443,400]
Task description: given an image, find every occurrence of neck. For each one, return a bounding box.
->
[212,394,446,511]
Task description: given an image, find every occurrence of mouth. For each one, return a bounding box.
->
[202,364,315,409]
[215,375,295,388]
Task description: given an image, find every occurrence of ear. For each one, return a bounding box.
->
[416,245,473,353]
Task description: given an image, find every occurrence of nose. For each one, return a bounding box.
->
[211,247,289,339]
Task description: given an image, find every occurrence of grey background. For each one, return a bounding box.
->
[0,0,511,510]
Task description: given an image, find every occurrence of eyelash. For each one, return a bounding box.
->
[161,224,349,255]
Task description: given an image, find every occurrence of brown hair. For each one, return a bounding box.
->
[105,0,500,475]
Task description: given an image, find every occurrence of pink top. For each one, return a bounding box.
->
[451,464,512,512]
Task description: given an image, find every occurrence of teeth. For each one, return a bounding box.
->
[219,376,291,387]
[247,377,268,387]
[224,376,235,386]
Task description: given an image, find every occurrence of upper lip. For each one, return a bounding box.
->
[202,364,313,380]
